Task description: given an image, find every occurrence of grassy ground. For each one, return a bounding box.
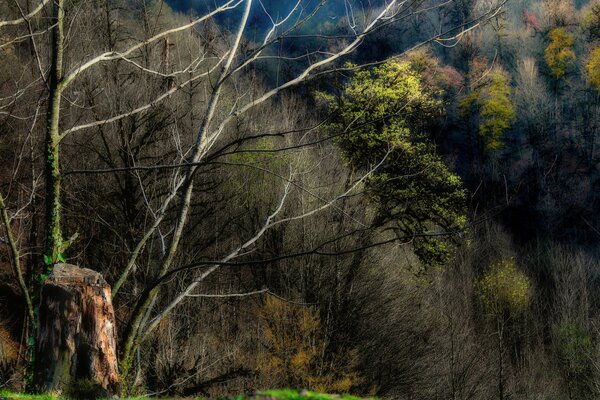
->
[244,390,369,399]
[0,389,372,400]
[0,391,60,400]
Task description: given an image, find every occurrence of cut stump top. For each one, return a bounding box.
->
[48,263,107,287]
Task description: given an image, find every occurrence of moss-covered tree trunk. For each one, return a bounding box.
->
[34,3,122,394]
[34,264,120,396]
[45,0,65,264]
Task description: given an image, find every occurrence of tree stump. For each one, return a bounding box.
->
[35,263,120,396]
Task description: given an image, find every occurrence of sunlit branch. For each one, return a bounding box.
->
[0,0,51,29]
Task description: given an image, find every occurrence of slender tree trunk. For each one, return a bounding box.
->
[497,317,505,400]
[44,0,65,263]
[30,0,65,385]
[119,0,253,379]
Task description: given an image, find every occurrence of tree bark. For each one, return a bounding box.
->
[44,0,65,263]
[34,264,120,396]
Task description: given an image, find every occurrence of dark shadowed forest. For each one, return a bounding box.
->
[2,0,600,399]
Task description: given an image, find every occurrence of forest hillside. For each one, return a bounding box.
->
[2,0,600,399]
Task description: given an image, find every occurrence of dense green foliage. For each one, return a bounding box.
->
[478,70,516,152]
[461,67,516,152]
[321,56,466,265]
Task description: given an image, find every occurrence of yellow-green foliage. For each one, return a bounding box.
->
[586,46,600,91]
[253,297,362,394]
[545,27,576,80]
[329,60,442,164]
[479,259,532,316]
[460,65,515,153]
[321,56,466,266]
[479,70,516,151]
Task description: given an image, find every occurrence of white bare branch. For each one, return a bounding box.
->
[140,176,293,342]
[0,0,51,29]
[58,53,228,141]
[198,0,401,161]
[185,288,268,298]
[59,0,242,90]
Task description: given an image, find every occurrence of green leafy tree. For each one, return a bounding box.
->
[460,67,515,153]
[320,55,467,266]
[545,27,576,80]
[586,46,600,91]
[479,259,532,316]
[479,71,515,152]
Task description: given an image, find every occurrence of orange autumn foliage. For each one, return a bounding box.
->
[252,297,362,394]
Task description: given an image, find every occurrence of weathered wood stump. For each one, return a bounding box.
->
[35,263,120,396]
